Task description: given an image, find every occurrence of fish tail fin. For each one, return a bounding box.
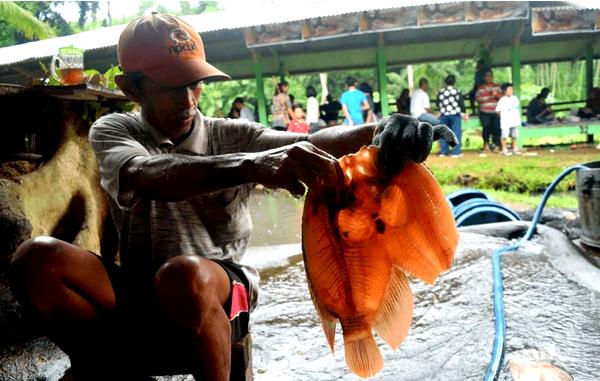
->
[373,265,414,349]
[343,332,383,378]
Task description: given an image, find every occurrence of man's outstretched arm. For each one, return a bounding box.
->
[307,123,377,158]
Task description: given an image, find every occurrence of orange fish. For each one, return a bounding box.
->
[302,145,458,378]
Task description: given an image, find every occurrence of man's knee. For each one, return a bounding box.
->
[154,255,218,298]
[12,236,64,268]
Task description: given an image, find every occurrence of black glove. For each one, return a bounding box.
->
[373,113,458,176]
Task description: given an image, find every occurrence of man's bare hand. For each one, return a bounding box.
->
[252,142,344,197]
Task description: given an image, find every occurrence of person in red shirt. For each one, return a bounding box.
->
[475,69,502,153]
[287,104,310,133]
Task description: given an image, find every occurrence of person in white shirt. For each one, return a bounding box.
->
[495,83,521,155]
[410,78,440,125]
[232,97,256,122]
[306,85,320,133]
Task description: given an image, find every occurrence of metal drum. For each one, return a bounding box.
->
[577,161,600,248]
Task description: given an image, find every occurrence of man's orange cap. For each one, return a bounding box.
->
[118,12,230,87]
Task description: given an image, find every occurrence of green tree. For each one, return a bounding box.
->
[0,1,55,46]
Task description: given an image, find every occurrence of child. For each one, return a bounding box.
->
[287,104,310,133]
[495,83,521,155]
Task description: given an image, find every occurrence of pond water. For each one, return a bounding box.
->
[243,190,600,381]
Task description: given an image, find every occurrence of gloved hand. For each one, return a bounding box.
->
[373,114,458,175]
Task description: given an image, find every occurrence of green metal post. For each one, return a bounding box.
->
[511,41,521,99]
[278,62,286,83]
[253,59,268,126]
[586,43,594,97]
[377,44,389,117]
[479,47,491,68]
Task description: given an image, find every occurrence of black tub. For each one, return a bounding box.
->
[577,161,600,248]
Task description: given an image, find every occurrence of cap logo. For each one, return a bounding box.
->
[169,28,190,43]
[168,27,198,56]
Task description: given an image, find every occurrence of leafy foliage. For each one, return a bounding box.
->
[0,1,55,41]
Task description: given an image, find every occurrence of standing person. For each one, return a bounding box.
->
[358,82,376,123]
[468,59,489,115]
[305,85,320,133]
[287,104,310,134]
[475,69,502,152]
[232,97,255,122]
[437,74,468,157]
[320,94,341,126]
[410,78,440,125]
[495,83,521,155]
[396,88,410,115]
[227,104,240,119]
[526,88,554,124]
[10,12,458,381]
[272,80,294,131]
[340,76,370,126]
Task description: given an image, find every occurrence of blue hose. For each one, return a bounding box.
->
[483,164,589,381]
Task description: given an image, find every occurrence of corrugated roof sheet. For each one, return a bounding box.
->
[0,0,460,67]
[0,0,594,68]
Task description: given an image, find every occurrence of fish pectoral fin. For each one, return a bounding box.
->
[379,184,408,227]
[304,256,338,354]
[317,304,337,354]
[373,265,414,350]
[343,331,383,378]
[336,207,376,243]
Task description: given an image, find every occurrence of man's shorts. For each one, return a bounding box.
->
[501,126,518,139]
[93,252,251,345]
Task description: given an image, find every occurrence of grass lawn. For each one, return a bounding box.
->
[425,144,600,209]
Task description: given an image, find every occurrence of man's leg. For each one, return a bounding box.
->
[491,114,502,149]
[480,112,491,151]
[418,112,440,126]
[438,115,449,155]
[450,115,462,155]
[10,236,118,377]
[154,255,232,381]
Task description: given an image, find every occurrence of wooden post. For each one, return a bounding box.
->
[252,51,268,126]
[377,35,389,117]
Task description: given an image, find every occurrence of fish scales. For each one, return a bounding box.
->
[302,145,458,378]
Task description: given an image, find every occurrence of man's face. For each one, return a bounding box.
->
[505,86,514,97]
[137,76,203,140]
[484,72,493,84]
[421,81,429,91]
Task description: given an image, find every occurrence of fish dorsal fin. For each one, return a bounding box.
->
[343,331,384,378]
[372,265,414,349]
